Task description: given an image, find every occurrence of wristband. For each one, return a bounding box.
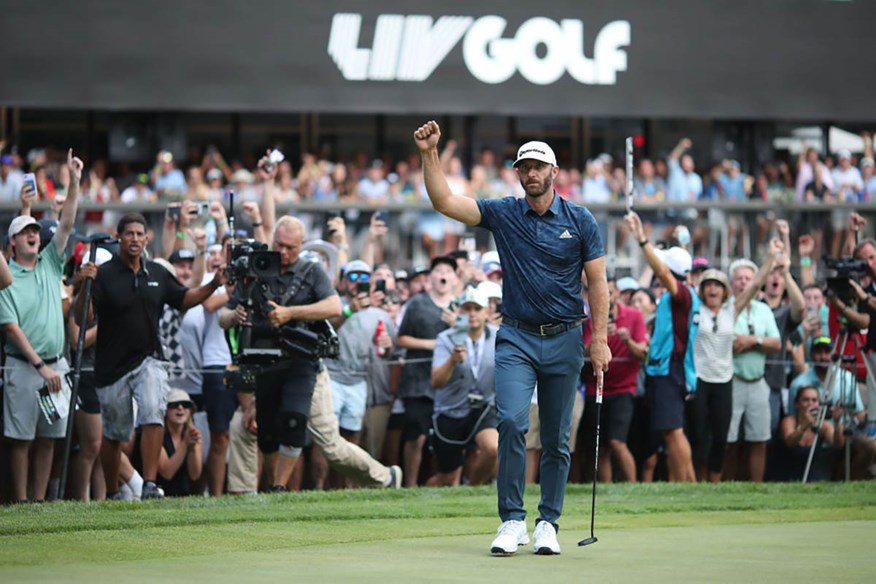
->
[33,360,45,370]
[252,222,263,228]
[800,257,812,267]
[176,231,187,239]
[638,239,649,247]
[343,305,353,317]
[217,218,227,225]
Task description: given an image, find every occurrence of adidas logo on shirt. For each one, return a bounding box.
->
[559,230,573,239]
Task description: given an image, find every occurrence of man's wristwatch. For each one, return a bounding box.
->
[755,335,764,348]
[33,360,45,370]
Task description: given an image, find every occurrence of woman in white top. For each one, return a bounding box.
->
[690,239,782,482]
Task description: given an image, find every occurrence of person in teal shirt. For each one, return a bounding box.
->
[0,149,83,502]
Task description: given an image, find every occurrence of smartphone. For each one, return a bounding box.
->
[22,172,37,196]
[268,149,285,165]
[196,201,210,215]
[375,210,387,223]
[168,206,181,222]
[375,279,386,294]
[356,281,371,295]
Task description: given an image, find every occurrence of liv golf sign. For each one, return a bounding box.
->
[328,13,631,85]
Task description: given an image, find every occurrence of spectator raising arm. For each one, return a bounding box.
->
[257,150,277,240]
[55,149,84,254]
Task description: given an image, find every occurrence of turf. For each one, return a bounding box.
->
[1,482,874,583]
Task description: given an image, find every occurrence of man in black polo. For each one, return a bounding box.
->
[78,212,225,499]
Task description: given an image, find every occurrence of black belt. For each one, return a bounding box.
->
[502,317,581,337]
[8,353,62,366]
[734,374,764,383]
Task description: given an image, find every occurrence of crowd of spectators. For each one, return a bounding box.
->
[0,133,874,504]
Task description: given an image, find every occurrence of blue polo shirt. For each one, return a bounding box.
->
[477,193,604,324]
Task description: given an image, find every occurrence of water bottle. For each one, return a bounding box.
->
[866,420,876,440]
[374,319,387,358]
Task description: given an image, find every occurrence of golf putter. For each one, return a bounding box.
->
[579,370,603,547]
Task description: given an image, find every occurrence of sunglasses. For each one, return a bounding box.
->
[348,272,370,283]
[748,322,754,335]
[168,401,193,410]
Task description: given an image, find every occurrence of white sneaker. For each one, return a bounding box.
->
[533,521,561,555]
[490,520,529,555]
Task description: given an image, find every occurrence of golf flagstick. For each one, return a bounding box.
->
[625,136,635,213]
[579,369,604,547]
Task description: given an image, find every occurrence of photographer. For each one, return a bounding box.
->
[827,234,876,423]
[219,216,402,491]
[430,288,498,487]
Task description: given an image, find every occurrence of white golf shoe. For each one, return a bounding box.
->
[490,520,529,555]
[533,521,561,555]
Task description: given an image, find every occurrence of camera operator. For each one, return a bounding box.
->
[219,216,402,491]
[430,288,498,487]
[827,234,876,420]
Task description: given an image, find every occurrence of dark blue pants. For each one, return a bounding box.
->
[495,324,584,526]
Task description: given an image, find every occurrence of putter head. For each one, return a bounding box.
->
[578,536,598,547]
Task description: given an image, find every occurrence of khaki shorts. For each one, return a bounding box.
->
[525,392,585,453]
[3,356,70,440]
[96,357,169,441]
[728,376,771,443]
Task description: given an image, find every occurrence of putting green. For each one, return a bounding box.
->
[1,519,873,583]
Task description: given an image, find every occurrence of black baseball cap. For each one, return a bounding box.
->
[429,255,457,272]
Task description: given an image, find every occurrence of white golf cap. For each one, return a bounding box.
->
[458,286,489,309]
[513,141,557,167]
[8,215,40,239]
[476,280,502,300]
[656,246,692,277]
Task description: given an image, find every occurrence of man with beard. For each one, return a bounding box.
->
[414,121,610,556]
[78,213,226,499]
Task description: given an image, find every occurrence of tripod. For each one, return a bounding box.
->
[802,326,868,482]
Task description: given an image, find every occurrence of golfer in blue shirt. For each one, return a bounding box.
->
[414,121,611,556]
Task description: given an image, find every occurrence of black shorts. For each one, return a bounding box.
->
[645,361,687,432]
[76,370,101,415]
[585,393,634,443]
[386,411,405,430]
[202,365,238,432]
[401,397,434,442]
[432,407,498,473]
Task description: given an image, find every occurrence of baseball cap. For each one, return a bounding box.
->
[167,388,194,408]
[837,149,852,161]
[861,157,875,168]
[812,336,833,350]
[344,259,372,275]
[206,168,223,181]
[37,218,59,251]
[135,173,150,185]
[412,265,430,277]
[656,246,692,277]
[616,276,639,293]
[430,255,457,272]
[169,248,196,264]
[691,257,711,272]
[8,215,40,239]
[483,260,502,276]
[477,280,502,300]
[394,269,409,282]
[459,287,489,309]
[512,141,557,168]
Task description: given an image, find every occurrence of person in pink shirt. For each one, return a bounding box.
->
[582,276,648,482]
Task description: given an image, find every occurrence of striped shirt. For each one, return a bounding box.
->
[693,303,736,383]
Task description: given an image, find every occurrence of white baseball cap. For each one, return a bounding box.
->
[476,280,502,301]
[8,215,40,239]
[513,141,557,167]
[656,246,692,277]
[459,287,489,309]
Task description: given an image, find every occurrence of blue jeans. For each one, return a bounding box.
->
[495,324,584,527]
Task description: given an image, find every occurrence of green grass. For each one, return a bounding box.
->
[1,482,874,583]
